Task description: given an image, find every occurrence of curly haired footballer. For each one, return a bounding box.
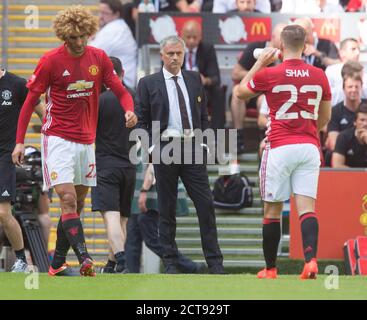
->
[53,5,98,41]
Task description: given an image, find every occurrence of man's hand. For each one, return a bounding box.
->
[138,192,148,213]
[357,128,367,144]
[12,143,25,166]
[125,111,137,128]
[200,74,211,86]
[256,47,279,68]
[304,44,319,57]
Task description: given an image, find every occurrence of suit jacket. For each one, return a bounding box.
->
[136,69,208,145]
[182,42,220,87]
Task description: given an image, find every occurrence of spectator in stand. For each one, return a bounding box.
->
[136,0,156,12]
[325,73,363,164]
[269,0,282,11]
[281,0,344,13]
[230,23,285,154]
[231,0,261,12]
[293,17,340,70]
[212,0,271,13]
[132,0,203,19]
[181,20,225,132]
[201,0,214,11]
[332,103,367,168]
[346,0,367,11]
[89,0,138,89]
[325,41,367,107]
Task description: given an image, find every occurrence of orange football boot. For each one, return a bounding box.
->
[48,263,76,276]
[257,267,278,279]
[300,258,318,280]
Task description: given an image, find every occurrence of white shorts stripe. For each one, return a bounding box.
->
[260,147,269,200]
[42,135,51,189]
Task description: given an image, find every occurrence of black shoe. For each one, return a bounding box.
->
[100,266,116,274]
[194,263,207,274]
[165,265,180,274]
[115,263,129,274]
[209,265,226,274]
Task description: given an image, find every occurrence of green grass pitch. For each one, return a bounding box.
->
[0,273,366,300]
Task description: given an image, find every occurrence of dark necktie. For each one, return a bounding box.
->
[171,76,191,131]
[188,50,193,70]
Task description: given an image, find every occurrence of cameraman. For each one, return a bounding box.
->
[332,103,367,168]
[0,69,44,272]
[22,146,52,246]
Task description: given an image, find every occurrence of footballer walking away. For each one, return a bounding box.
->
[12,6,137,276]
[236,24,331,279]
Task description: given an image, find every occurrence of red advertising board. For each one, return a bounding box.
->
[290,171,367,260]
[313,18,340,42]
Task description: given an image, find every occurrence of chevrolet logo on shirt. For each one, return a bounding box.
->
[67,80,94,92]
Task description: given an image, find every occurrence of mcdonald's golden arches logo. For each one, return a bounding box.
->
[320,21,337,37]
[251,22,267,36]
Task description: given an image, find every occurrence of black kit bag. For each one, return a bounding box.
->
[213,174,253,210]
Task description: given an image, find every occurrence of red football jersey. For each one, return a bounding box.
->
[247,59,331,149]
[27,45,123,144]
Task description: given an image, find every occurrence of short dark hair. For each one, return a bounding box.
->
[280,24,306,51]
[342,73,363,89]
[341,60,363,78]
[100,0,123,17]
[340,37,359,51]
[356,102,367,119]
[109,56,123,77]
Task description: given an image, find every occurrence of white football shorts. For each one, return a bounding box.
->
[41,134,96,191]
[259,143,321,202]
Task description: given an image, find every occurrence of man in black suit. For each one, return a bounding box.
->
[136,35,224,274]
[181,20,225,131]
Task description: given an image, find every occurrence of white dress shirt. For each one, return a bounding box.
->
[162,68,193,137]
[89,19,137,88]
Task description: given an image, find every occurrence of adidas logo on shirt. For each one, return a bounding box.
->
[62,70,70,77]
[1,190,10,197]
[340,118,349,125]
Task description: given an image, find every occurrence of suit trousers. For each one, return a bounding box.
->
[153,141,223,269]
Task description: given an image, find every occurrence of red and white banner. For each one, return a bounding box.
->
[149,15,203,44]
[218,16,271,44]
